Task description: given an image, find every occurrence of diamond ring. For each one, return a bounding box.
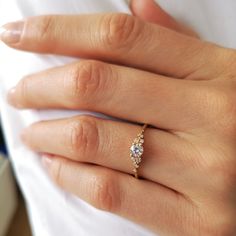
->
[130,124,148,179]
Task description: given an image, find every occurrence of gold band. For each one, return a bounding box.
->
[130,123,148,179]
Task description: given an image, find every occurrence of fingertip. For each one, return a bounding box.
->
[7,87,16,104]
[0,21,24,45]
[131,0,198,38]
[20,126,32,146]
[7,86,21,108]
[130,0,158,18]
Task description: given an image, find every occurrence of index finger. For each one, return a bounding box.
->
[0,14,227,79]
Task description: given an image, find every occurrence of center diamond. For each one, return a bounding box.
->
[130,144,144,158]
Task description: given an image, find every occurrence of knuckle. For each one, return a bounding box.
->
[214,47,236,77]
[91,172,121,212]
[197,84,236,132]
[212,89,236,134]
[217,90,236,117]
[214,168,235,194]
[200,204,236,236]
[65,116,99,160]
[33,15,55,42]
[66,60,109,107]
[200,86,227,117]
[99,13,142,51]
[208,214,236,236]
[217,167,236,194]
[201,152,236,194]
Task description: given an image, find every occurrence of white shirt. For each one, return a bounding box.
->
[0,1,236,235]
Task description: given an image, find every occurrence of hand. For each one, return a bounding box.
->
[2,0,236,235]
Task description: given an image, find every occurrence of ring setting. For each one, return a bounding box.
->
[130,124,148,179]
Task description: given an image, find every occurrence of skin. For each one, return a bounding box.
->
[1,0,236,235]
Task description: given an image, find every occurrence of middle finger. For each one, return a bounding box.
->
[9,60,205,131]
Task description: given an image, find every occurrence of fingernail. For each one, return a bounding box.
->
[42,154,53,170]
[0,21,24,44]
[7,87,19,107]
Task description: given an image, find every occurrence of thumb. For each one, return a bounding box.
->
[130,0,198,38]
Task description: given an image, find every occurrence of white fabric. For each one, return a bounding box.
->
[0,0,235,235]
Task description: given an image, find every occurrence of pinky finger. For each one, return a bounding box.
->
[42,155,198,236]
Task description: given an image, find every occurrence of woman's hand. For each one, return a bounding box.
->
[2,0,236,235]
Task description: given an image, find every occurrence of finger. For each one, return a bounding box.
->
[42,155,196,235]
[22,115,198,192]
[0,14,225,79]
[130,0,198,37]
[8,60,207,131]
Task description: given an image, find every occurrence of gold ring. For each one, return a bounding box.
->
[130,123,148,179]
